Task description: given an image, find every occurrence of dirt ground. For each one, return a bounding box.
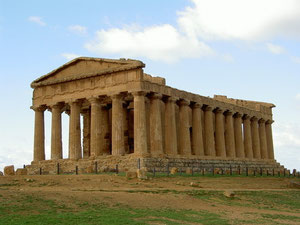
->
[0,174,299,224]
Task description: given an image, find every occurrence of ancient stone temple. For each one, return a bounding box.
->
[27,57,284,174]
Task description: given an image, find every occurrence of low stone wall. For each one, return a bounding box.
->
[140,157,284,173]
[26,154,285,175]
[26,155,139,175]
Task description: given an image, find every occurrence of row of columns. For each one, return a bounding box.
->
[32,92,275,162]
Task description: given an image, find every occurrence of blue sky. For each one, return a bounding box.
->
[0,0,300,171]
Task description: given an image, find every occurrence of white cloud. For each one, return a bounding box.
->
[68,25,87,35]
[296,93,300,100]
[85,24,214,63]
[273,122,300,170]
[61,53,81,60]
[266,43,285,55]
[85,0,300,62]
[291,56,300,64]
[178,0,300,41]
[28,16,46,26]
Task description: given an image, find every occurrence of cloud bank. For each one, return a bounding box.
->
[68,25,87,35]
[85,0,300,62]
[28,16,46,26]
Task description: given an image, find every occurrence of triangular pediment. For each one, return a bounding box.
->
[31,57,144,88]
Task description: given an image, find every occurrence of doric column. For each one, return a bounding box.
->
[150,93,164,156]
[234,113,244,158]
[251,117,261,159]
[51,103,63,160]
[101,104,110,155]
[266,120,275,160]
[89,97,108,156]
[111,94,125,156]
[82,109,91,158]
[204,106,215,156]
[69,100,82,160]
[132,91,148,156]
[243,115,253,159]
[224,110,235,158]
[192,103,204,156]
[165,97,178,155]
[215,108,226,157]
[259,119,268,159]
[32,106,46,162]
[179,99,192,155]
[123,105,130,154]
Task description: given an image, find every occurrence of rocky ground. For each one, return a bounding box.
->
[0,173,299,224]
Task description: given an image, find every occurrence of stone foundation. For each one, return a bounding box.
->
[26,155,285,175]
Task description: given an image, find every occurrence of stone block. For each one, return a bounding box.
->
[86,165,94,173]
[214,168,221,174]
[170,167,178,175]
[186,168,192,174]
[190,182,201,187]
[16,168,27,175]
[126,171,137,179]
[4,165,15,176]
[137,168,147,180]
[289,181,300,189]
[224,190,235,198]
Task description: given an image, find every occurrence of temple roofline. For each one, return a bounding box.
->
[31,57,145,88]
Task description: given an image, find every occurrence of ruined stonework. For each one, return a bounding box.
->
[27,57,283,174]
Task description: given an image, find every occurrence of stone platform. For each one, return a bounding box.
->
[26,155,285,175]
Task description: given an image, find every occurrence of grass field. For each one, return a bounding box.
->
[0,174,299,224]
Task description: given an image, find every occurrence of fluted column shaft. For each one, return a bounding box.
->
[51,104,62,160]
[150,93,164,156]
[69,101,82,160]
[204,106,215,156]
[90,98,108,156]
[192,103,204,156]
[266,120,275,160]
[234,113,244,158]
[251,117,261,159]
[259,119,268,159]
[215,109,226,157]
[165,97,178,155]
[179,100,191,155]
[243,115,253,159]
[82,110,91,158]
[111,94,125,156]
[224,111,235,158]
[133,91,148,156]
[33,106,45,161]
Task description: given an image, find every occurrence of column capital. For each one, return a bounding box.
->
[243,114,251,120]
[214,108,224,114]
[49,102,64,110]
[67,99,82,106]
[88,97,100,105]
[31,105,47,112]
[150,93,163,100]
[258,118,266,124]
[110,93,124,100]
[233,112,242,118]
[178,99,190,106]
[224,110,233,116]
[131,91,147,97]
[192,102,203,108]
[166,96,178,103]
[204,105,213,111]
[266,119,274,124]
[251,116,258,122]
